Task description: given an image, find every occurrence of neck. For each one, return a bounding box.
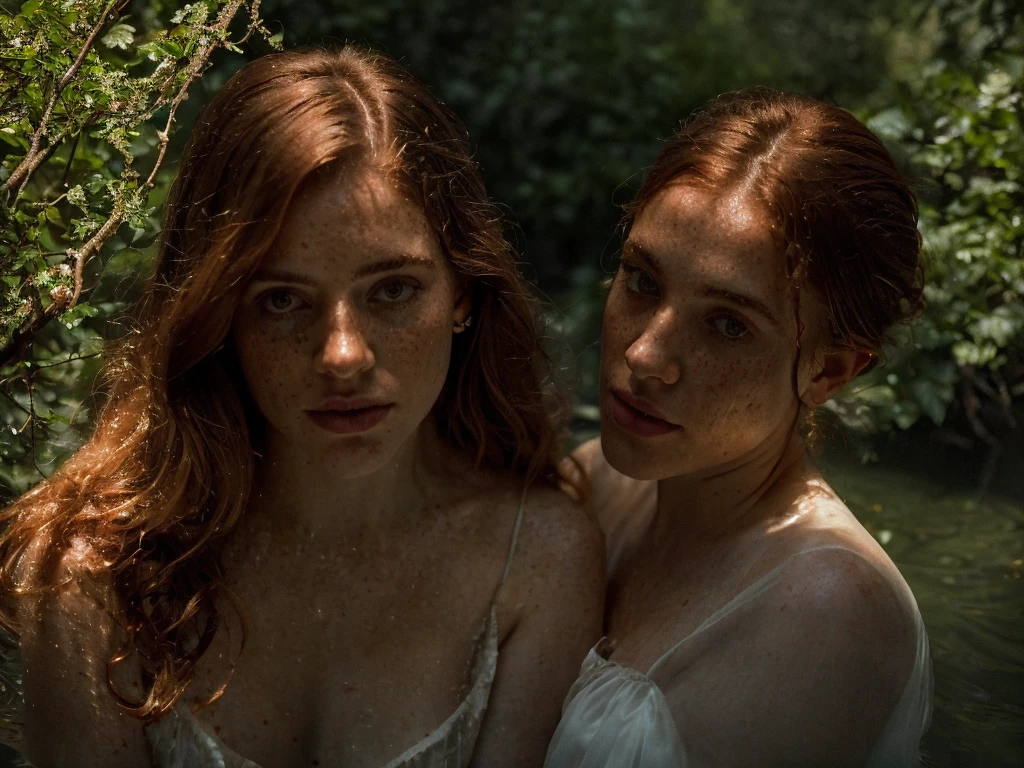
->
[248,419,451,539]
[650,426,809,556]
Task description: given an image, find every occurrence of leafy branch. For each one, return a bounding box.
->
[0,0,271,372]
[0,0,276,495]
[4,0,122,197]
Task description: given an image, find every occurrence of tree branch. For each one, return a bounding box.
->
[0,0,253,373]
[3,0,119,197]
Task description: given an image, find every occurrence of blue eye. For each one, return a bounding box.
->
[261,290,304,314]
[712,315,750,341]
[372,279,419,304]
[621,264,659,297]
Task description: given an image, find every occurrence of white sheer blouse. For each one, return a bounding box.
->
[546,545,933,767]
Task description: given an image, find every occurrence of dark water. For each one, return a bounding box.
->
[821,449,1024,768]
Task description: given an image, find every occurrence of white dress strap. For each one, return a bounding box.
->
[499,487,528,586]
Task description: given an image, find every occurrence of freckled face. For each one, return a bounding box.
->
[231,165,461,477]
[600,185,817,480]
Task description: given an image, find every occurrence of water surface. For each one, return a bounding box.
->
[821,451,1024,767]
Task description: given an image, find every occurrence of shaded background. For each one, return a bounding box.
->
[1,0,1022,765]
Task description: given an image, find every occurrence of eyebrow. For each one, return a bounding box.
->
[621,240,663,276]
[623,240,781,328]
[698,285,782,328]
[249,268,313,285]
[352,254,436,280]
[251,254,436,285]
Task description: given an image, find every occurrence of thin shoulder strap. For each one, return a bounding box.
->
[500,486,528,586]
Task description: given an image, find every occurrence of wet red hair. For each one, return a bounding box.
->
[626,87,924,362]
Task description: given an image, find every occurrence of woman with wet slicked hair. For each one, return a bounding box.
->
[0,46,604,768]
[547,88,933,767]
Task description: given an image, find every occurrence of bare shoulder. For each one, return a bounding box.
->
[658,544,924,766]
[515,482,605,581]
[18,537,149,767]
[768,546,921,760]
[773,479,920,643]
[470,482,606,766]
[485,478,605,636]
[776,545,917,634]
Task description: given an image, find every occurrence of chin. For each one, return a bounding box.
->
[274,421,410,478]
[598,408,678,482]
[319,436,394,475]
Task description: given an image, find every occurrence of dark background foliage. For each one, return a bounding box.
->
[1,0,1021,765]
[2,0,1021,495]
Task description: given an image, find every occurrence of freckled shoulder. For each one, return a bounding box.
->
[521,482,605,554]
[509,483,606,596]
[653,544,922,766]
[773,545,917,644]
[17,536,149,768]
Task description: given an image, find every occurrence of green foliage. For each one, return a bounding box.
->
[264,0,904,287]
[828,1,1023,447]
[0,0,1019,498]
[0,0,275,499]
[260,0,927,419]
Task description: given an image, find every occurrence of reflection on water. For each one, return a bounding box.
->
[820,452,1024,768]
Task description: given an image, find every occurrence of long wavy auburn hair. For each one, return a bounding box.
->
[0,46,565,720]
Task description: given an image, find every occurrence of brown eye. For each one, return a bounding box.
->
[712,315,750,340]
[262,290,302,313]
[371,279,418,304]
[622,265,659,297]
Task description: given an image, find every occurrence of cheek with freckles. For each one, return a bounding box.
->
[600,294,646,376]
[689,346,791,459]
[232,318,317,437]
[380,313,453,412]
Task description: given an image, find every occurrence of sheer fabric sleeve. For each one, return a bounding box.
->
[648,546,930,768]
[545,648,685,768]
[547,546,931,768]
[863,605,933,768]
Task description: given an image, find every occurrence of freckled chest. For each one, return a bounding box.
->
[184,498,515,768]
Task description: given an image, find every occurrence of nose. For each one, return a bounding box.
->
[623,307,681,385]
[314,303,375,378]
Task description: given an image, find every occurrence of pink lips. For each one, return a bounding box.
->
[306,398,393,435]
[609,389,681,438]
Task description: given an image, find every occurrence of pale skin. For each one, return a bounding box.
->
[19,164,605,768]
[575,183,920,766]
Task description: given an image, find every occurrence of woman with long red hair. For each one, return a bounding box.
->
[0,47,604,768]
[547,89,933,767]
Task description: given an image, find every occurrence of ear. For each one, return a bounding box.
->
[452,278,474,326]
[801,349,874,407]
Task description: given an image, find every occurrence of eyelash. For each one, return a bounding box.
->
[707,314,751,343]
[258,289,309,315]
[256,279,422,318]
[618,264,752,342]
[369,278,421,306]
[619,262,659,297]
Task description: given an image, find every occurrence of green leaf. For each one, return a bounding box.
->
[44,207,63,226]
[101,23,136,51]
